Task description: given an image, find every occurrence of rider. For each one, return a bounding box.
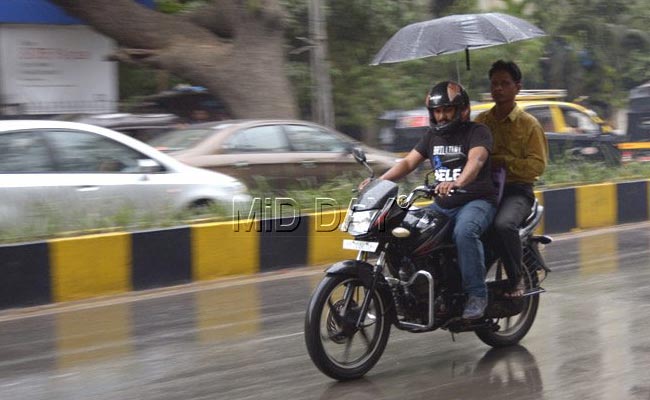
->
[474,60,548,298]
[368,81,498,319]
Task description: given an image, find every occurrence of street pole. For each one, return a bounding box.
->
[308,0,335,128]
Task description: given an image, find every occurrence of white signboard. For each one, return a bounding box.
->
[0,24,117,115]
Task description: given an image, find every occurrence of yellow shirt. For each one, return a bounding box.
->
[474,104,548,184]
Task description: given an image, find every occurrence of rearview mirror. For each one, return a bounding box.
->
[352,147,374,178]
[352,147,367,164]
[138,159,163,173]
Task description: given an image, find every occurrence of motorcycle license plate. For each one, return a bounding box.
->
[343,240,379,252]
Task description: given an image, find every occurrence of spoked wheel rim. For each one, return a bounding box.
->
[318,278,385,369]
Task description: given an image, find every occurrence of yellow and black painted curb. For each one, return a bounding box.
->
[1,180,648,310]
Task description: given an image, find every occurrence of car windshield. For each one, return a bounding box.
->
[150,124,232,151]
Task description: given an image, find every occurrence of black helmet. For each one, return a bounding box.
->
[425,81,470,134]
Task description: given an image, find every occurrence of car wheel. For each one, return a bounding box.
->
[187,199,216,215]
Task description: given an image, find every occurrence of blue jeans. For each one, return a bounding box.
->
[429,199,496,298]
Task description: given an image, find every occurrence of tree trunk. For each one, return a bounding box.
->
[308,0,335,128]
[48,0,297,119]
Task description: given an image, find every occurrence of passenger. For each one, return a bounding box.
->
[474,60,548,297]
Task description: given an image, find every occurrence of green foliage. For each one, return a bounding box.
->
[155,0,207,13]
[245,0,263,14]
[156,0,185,13]
[286,62,312,118]
[540,161,650,188]
[118,65,185,111]
[325,1,438,132]
[285,0,649,134]
[287,1,456,135]
[119,64,159,101]
[283,0,549,138]
[528,0,650,114]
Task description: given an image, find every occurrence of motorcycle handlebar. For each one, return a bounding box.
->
[402,186,434,206]
[401,185,468,207]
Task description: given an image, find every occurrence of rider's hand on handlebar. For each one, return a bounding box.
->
[434,181,459,197]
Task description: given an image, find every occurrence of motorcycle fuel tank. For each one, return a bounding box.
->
[397,207,453,256]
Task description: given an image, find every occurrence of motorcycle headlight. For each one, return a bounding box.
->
[345,210,378,236]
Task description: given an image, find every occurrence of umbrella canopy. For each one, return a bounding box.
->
[371,13,546,69]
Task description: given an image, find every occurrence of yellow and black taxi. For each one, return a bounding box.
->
[470,90,621,165]
[471,90,613,133]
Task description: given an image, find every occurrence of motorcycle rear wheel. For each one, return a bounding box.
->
[304,275,391,381]
[475,259,540,347]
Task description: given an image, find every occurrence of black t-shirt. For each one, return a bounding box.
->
[414,122,497,208]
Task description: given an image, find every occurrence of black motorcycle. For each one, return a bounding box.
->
[304,149,552,381]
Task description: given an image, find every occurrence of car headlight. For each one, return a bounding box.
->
[229,180,248,195]
[345,210,378,236]
[226,180,252,207]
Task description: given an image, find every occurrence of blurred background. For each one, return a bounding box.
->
[2,0,648,140]
[1,0,650,242]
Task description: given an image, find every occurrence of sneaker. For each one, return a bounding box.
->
[462,296,487,320]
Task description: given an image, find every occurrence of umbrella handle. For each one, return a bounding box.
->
[465,48,470,71]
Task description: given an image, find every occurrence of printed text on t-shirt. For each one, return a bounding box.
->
[432,145,462,155]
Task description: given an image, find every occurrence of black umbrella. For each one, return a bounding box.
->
[371,12,546,70]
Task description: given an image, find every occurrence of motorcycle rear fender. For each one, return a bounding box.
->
[325,260,397,324]
[531,235,552,244]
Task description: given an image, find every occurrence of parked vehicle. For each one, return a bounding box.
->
[378,109,431,155]
[616,82,650,162]
[149,119,401,189]
[0,120,251,229]
[473,89,614,133]
[56,113,180,143]
[471,90,621,165]
[131,85,228,123]
[379,90,621,164]
[304,149,551,380]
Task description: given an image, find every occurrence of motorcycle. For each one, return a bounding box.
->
[304,148,552,381]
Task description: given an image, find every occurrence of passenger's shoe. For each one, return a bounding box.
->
[462,296,487,320]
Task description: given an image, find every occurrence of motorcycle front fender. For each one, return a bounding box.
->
[325,260,397,324]
[326,260,377,287]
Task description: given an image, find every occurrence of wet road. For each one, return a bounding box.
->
[1,223,650,400]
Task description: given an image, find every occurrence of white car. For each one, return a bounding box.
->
[0,120,251,230]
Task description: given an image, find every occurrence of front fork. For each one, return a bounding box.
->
[354,250,384,328]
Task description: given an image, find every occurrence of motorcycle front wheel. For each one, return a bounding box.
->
[304,274,391,381]
[475,257,540,347]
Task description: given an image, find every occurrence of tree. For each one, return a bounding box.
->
[532,0,650,112]
[49,0,298,119]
